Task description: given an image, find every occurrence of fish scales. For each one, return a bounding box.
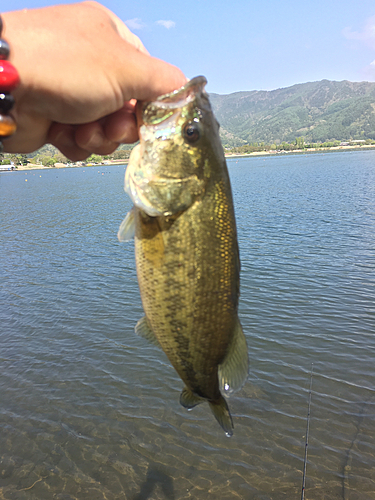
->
[135,179,238,398]
[119,76,248,436]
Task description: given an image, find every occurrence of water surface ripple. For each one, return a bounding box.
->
[0,151,374,499]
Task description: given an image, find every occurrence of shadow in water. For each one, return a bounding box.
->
[133,465,175,500]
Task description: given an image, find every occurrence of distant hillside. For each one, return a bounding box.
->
[209,80,375,146]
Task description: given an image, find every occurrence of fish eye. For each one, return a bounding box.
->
[183,122,200,144]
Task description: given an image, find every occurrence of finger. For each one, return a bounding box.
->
[48,123,91,161]
[74,121,118,153]
[84,4,187,101]
[49,122,120,160]
[115,45,188,103]
[91,2,187,101]
[103,105,138,144]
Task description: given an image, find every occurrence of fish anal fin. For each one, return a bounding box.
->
[209,396,234,437]
[180,387,204,410]
[218,316,249,398]
[117,207,135,242]
[135,316,160,347]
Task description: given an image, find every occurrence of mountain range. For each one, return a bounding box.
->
[209,79,375,146]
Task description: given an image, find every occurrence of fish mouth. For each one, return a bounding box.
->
[142,76,208,126]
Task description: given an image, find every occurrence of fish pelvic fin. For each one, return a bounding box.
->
[218,316,249,398]
[135,316,161,347]
[209,396,234,437]
[180,387,205,410]
[117,207,135,242]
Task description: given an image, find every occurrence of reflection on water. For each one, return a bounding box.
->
[0,151,374,499]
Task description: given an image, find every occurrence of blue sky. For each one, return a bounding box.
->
[6,0,375,94]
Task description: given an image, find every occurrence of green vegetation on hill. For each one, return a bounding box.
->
[210,79,375,147]
[229,138,374,155]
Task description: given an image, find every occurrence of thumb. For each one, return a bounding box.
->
[115,43,188,103]
[84,1,150,55]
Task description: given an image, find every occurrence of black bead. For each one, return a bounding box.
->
[0,39,10,60]
[0,93,14,113]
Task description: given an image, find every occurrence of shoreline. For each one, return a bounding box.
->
[3,144,375,171]
[6,160,130,171]
[225,143,375,159]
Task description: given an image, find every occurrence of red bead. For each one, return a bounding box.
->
[0,61,20,92]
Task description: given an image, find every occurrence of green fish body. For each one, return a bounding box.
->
[119,77,248,436]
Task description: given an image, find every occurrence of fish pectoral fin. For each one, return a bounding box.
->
[218,316,249,398]
[209,396,234,437]
[180,387,205,410]
[117,207,135,242]
[135,316,160,347]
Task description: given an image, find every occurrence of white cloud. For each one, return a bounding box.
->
[125,18,146,30]
[343,16,375,81]
[156,20,176,29]
[343,15,375,48]
[363,62,375,81]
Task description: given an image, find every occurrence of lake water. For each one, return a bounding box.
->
[0,150,374,500]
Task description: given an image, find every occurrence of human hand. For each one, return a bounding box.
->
[2,1,186,160]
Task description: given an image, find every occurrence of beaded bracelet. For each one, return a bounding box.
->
[0,15,20,153]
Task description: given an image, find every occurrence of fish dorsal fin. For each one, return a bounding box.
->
[180,387,205,409]
[135,316,160,347]
[218,317,248,398]
[117,207,135,242]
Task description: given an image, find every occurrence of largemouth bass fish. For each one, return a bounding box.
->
[118,76,248,436]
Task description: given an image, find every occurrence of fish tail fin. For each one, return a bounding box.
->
[209,396,234,437]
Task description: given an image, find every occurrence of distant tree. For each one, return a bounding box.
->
[111,149,131,160]
[41,156,55,166]
[87,154,102,163]
[9,154,20,165]
[281,142,292,151]
[53,152,68,164]
[295,137,305,149]
[19,154,28,165]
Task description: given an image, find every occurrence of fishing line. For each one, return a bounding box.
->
[301,363,313,500]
